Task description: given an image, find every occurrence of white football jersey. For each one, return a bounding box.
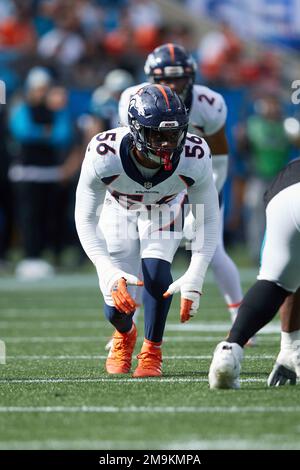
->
[189,84,227,136]
[75,125,219,291]
[119,83,227,137]
[84,126,213,209]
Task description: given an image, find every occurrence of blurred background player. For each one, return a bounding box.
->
[209,158,300,389]
[75,84,219,377]
[119,43,244,329]
[8,66,73,279]
[236,93,297,262]
[80,68,135,145]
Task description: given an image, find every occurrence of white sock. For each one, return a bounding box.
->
[281,330,300,350]
[228,303,242,324]
[210,248,243,323]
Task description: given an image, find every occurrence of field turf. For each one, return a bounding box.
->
[0,267,299,450]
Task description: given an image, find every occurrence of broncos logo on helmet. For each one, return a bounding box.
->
[144,43,197,112]
[128,84,189,170]
[130,93,146,117]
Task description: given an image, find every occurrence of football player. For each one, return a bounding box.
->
[209,158,300,389]
[75,84,219,377]
[119,43,244,328]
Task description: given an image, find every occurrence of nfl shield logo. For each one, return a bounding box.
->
[144,182,152,189]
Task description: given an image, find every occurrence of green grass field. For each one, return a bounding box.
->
[0,267,299,450]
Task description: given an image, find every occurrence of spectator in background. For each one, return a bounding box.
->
[78,68,134,146]
[128,0,161,31]
[160,24,195,55]
[75,0,104,39]
[33,0,57,38]
[0,0,36,54]
[198,23,243,87]
[236,94,297,262]
[37,1,86,67]
[91,69,134,129]
[197,23,267,89]
[104,0,162,61]
[128,0,162,54]
[0,105,13,271]
[0,0,14,21]
[8,66,73,279]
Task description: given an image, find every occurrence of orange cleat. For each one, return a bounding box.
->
[133,339,162,378]
[106,323,137,374]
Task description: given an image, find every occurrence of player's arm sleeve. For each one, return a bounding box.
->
[204,124,229,193]
[186,160,220,292]
[212,153,228,193]
[74,146,112,278]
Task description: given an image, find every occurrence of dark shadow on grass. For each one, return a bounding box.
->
[161,370,208,378]
[240,371,268,377]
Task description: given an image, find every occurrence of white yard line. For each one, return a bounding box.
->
[0,377,266,384]
[0,310,100,320]
[2,336,114,343]
[0,321,106,329]
[6,354,275,360]
[166,323,280,334]
[0,269,258,291]
[0,321,281,334]
[0,305,222,319]
[0,439,148,450]
[0,307,99,314]
[0,405,299,413]
[2,335,280,343]
[0,437,298,450]
[165,438,300,450]
[0,274,99,291]
[6,355,107,360]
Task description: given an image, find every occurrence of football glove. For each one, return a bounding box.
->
[97,262,143,313]
[111,277,142,315]
[267,363,297,387]
[163,273,201,323]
